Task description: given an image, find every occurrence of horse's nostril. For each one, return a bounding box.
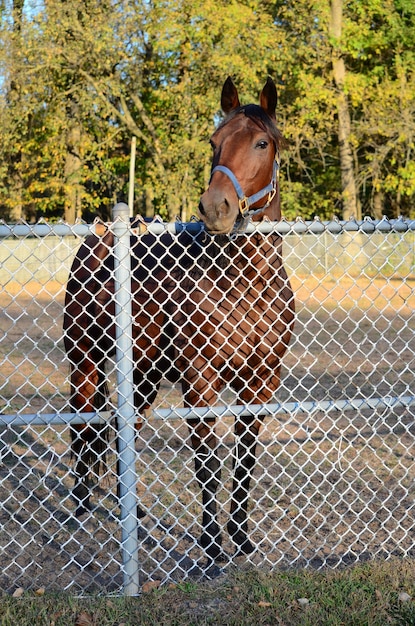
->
[199,201,206,216]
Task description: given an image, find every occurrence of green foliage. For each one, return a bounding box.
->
[0,0,413,222]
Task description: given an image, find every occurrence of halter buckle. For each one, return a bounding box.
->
[239,196,250,215]
[266,188,277,206]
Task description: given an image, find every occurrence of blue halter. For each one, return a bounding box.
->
[210,159,279,217]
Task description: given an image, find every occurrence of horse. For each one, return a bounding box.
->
[63,76,295,560]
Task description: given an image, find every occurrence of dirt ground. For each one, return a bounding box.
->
[0,272,414,594]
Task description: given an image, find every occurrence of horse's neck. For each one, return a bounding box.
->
[251,190,281,223]
[230,233,283,283]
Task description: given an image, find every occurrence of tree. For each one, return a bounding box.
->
[347,0,415,217]
[52,0,283,220]
[329,0,359,219]
[265,0,415,219]
[1,0,25,221]
[0,0,413,222]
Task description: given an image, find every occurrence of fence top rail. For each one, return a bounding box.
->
[1,216,415,239]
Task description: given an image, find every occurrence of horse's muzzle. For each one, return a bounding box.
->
[198,193,237,235]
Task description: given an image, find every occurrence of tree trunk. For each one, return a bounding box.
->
[8,0,26,221]
[9,169,23,222]
[145,187,154,218]
[329,0,360,220]
[64,114,83,223]
[373,190,384,220]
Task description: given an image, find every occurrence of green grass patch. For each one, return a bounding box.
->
[2,558,415,625]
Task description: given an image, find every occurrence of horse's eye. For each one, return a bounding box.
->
[256,140,268,150]
[210,140,217,151]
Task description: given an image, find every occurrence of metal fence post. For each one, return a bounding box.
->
[112,202,140,596]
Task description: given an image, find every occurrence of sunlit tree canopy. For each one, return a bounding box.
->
[0,0,414,222]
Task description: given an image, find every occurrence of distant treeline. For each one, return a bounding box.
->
[0,0,414,223]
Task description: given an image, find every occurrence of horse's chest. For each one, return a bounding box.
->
[176,267,278,366]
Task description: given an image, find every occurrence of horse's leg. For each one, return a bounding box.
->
[69,356,108,516]
[187,417,222,559]
[227,415,263,554]
[227,370,280,554]
[182,368,222,560]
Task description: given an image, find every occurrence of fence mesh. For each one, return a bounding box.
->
[0,218,414,594]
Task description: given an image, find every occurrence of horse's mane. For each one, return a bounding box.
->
[217,104,286,151]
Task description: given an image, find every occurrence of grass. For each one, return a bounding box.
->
[2,559,415,625]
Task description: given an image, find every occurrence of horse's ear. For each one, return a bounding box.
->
[221,77,241,114]
[259,77,278,120]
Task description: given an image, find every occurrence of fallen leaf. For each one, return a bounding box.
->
[142,580,161,593]
[398,592,411,603]
[12,588,24,598]
[258,601,272,607]
[35,587,45,596]
[74,611,94,626]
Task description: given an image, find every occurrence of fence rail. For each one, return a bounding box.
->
[2,215,415,238]
[0,208,414,595]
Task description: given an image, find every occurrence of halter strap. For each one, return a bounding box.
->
[210,159,279,216]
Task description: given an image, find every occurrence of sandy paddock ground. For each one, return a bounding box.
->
[0,272,414,594]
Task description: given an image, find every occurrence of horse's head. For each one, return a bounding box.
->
[199,77,283,235]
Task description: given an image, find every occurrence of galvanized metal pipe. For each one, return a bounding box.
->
[1,217,415,239]
[3,395,414,427]
[112,202,140,596]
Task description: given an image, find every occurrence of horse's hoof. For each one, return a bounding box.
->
[137,505,147,519]
[74,495,91,517]
[74,498,91,517]
[73,484,91,517]
[234,537,255,555]
[200,527,223,560]
[204,542,225,561]
[75,505,90,517]
[227,521,255,554]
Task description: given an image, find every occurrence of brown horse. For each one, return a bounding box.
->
[63,77,295,560]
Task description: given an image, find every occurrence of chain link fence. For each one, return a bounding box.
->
[1,214,414,595]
